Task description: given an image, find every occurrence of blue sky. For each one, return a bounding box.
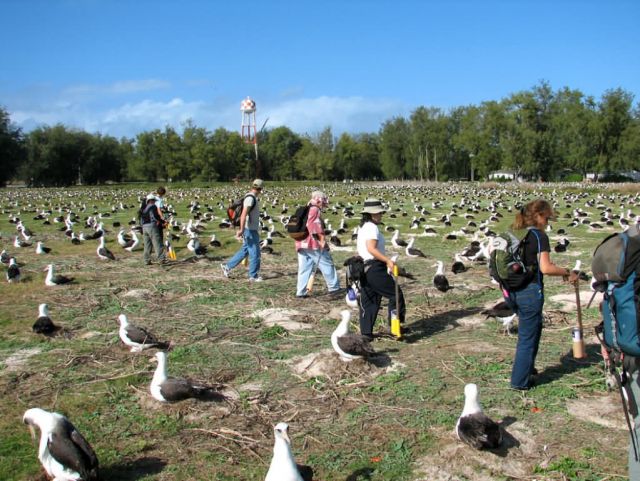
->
[1,0,638,139]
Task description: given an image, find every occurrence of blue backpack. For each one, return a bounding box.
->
[592,227,640,356]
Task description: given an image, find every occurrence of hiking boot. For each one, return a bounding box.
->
[296,294,309,299]
[220,264,230,278]
[249,276,263,282]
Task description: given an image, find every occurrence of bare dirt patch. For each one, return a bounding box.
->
[253,307,313,330]
[566,393,627,430]
[548,290,603,312]
[2,348,42,372]
[287,349,393,380]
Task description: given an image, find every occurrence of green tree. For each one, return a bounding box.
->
[0,107,26,186]
[379,117,410,179]
[23,125,84,186]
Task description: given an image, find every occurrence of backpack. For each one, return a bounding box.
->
[343,256,365,307]
[592,229,640,356]
[227,194,256,227]
[139,201,155,225]
[488,229,539,291]
[286,204,312,240]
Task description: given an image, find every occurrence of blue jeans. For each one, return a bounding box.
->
[226,230,261,278]
[296,248,340,296]
[507,282,544,389]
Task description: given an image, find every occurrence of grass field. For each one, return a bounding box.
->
[0,181,635,480]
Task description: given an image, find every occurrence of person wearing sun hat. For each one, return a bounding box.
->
[221,179,264,281]
[356,198,406,339]
[294,190,341,298]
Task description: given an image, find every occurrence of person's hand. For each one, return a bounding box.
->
[386,258,396,272]
[235,230,243,240]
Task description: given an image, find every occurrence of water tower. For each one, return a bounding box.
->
[240,96,261,176]
[240,96,257,145]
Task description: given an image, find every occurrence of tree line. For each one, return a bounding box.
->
[1,81,639,187]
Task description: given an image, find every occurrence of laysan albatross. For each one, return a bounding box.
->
[456,383,502,450]
[265,422,313,481]
[23,407,99,481]
[118,314,170,352]
[331,310,375,361]
[150,351,224,402]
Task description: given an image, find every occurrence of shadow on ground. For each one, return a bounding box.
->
[535,342,602,387]
[403,307,482,343]
[101,456,167,480]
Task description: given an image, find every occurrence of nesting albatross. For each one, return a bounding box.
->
[45,264,74,286]
[23,407,99,481]
[331,310,375,361]
[150,351,224,402]
[33,303,59,335]
[456,383,502,450]
[118,314,170,352]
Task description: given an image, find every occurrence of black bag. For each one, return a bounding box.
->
[227,194,256,227]
[286,204,312,240]
[344,256,366,284]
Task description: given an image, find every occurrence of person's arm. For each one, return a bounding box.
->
[236,205,249,238]
[366,239,395,271]
[538,251,579,282]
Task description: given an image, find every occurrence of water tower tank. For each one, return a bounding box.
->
[240,97,256,113]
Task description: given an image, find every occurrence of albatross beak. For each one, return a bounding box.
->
[25,422,36,442]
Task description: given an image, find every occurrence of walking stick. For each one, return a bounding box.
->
[572,279,586,359]
[391,264,402,339]
[306,250,322,294]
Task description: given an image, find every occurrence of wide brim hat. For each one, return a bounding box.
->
[252,179,264,189]
[146,193,157,201]
[361,198,386,214]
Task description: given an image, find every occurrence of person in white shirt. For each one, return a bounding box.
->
[356,198,406,338]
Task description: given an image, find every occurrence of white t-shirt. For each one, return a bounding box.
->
[357,221,385,260]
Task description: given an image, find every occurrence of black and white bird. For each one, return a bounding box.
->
[45,264,74,286]
[33,303,59,334]
[433,261,450,292]
[0,249,9,264]
[456,383,502,450]
[481,301,516,335]
[331,310,376,361]
[451,254,467,274]
[265,422,313,481]
[36,241,51,254]
[405,237,426,258]
[554,236,570,253]
[7,257,20,283]
[209,234,221,247]
[96,236,116,260]
[118,314,170,352]
[150,351,223,402]
[187,234,207,255]
[23,407,99,481]
[124,230,140,252]
[391,230,408,249]
[117,229,132,247]
[14,236,32,248]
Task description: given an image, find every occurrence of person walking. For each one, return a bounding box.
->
[141,194,166,265]
[506,199,578,390]
[221,179,263,281]
[356,198,406,339]
[295,191,341,298]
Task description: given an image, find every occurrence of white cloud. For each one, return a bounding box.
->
[62,79,171,99]
[7,90,408,138]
